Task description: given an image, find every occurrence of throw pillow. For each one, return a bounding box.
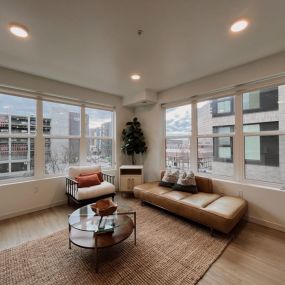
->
[80,171,104,182]
[159,170,179,188]
[75,173,101,188]
[172,171,198,193]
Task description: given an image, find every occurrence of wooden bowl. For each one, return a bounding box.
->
[91,200,118,216]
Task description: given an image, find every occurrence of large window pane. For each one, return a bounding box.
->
[198,96,235,135]
[165,138,190,169]
[43,102,81,136]
[165,105,191,136]
[243,85,285,131]
[45,138,80,175]
[85,108,113,137]
[0,138,34,180]
[198,137,234,176]
[0,138,9,161]
[86,138,112,168]
[0,94,36,134]
[245,135,284,184]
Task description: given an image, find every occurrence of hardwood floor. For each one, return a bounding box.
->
[0,200,284,285]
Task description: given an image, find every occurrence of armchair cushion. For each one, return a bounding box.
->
[79,171,104,182]
[75,173,101,188]
[75,181,115,201]
[69,165,101,179]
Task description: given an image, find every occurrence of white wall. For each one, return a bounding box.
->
[0,67,134,220]
[135,51,285,232]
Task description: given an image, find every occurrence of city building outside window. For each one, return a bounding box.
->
[0,94,36,180]
[165,104,191,169]
[197,96,235,177]
[243,85,285,184]
[85,108,113,169]
[43,101,81,175]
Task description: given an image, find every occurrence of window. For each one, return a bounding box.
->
[85,108,113,168]
[211,97,234,117]
[243,91,260,110]
[243,87,278,114]
[217,100,231,114]
[43,101,80,175]
[165,105,191,169]
[0,94,36,180]
[197,97,235,177]
[0,92,115,182]
[243,85,285,184]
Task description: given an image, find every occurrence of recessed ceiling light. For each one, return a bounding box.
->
[230,19,249,33]
[131,74,141,80]
[8,23,29,38]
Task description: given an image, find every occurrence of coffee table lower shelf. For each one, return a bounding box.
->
[69,215,136,272]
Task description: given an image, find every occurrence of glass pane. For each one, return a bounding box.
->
[86,138,112,168]
[244,135,284,184]
[165,105,191,136]
[243,85,285,131]
[0,138,9,161]
[245,136,260,160]
[45,138,80,174]
[198,96,235,135]
[0,94,36,134]
[243,91,260,110]
[0,138,34,180]
[85,108,113,137]
[0,115,9,133]
[198,137,234,176]
[43,102,81,136]
[165,138,190,169]
[217,101,231,113]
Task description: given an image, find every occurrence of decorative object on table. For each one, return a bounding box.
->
[119,165,144,192]
[121,117,147,165]
[172,171,198,193]
[91,199,118,216]
[65,165,116,206]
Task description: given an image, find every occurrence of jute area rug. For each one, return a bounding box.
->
[0,200,231,285]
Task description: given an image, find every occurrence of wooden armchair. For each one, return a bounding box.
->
[66,165,116,206]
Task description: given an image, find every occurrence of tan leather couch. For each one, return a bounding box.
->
[134,175,247,234]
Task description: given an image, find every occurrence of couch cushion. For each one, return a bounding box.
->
[204,196,247,219]
[162,191,191,201]
[76,181,115,200]
[180,193,220,208]
[69,165,101,179]
[147,186,172,196]
[195,176,213,193]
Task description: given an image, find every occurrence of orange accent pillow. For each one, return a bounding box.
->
[75,173,101,188]
[79,172,104,182]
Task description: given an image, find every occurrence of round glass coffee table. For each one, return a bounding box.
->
[68,203,136,272]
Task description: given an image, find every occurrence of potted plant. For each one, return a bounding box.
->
[121,117,147,165]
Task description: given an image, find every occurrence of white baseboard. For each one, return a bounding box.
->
[0,199,67,221]
[245,215,285,233]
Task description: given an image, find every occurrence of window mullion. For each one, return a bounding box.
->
[234,92,244,182]
[191,102,197,173]
[34,98,45,177]
[80,105,87,165]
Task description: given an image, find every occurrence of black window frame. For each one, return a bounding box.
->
[211,97,234,117]
[243,87,279,114]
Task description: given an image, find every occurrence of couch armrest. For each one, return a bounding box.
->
[102,173,115,185]
[66,177,78,198]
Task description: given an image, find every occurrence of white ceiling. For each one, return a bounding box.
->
[0,0,285,97]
